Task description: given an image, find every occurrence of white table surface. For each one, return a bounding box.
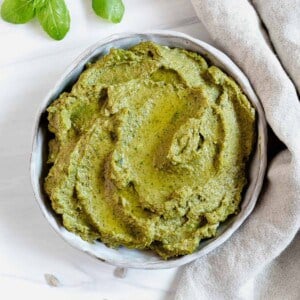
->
[0,1,215,299]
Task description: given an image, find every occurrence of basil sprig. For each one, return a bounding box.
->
[1,0,125,41]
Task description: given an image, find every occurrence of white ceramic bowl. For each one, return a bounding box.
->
[30,31,267,269]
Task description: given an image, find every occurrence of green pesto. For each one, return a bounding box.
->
[45,42,256,259]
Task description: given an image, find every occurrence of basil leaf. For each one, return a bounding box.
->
[33,0,47,9]
[1,0,35,24]
[92,0,125,23]
[36,0,70,41]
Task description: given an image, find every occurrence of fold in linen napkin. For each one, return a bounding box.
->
[175,1,300,299]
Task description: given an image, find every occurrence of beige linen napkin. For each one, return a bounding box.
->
[175,0,300,299]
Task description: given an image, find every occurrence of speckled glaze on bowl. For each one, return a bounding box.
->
[30,31,267,269]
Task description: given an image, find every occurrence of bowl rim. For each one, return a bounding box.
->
[30,30,268,269]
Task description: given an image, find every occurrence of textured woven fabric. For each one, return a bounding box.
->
[175,1,300,299]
